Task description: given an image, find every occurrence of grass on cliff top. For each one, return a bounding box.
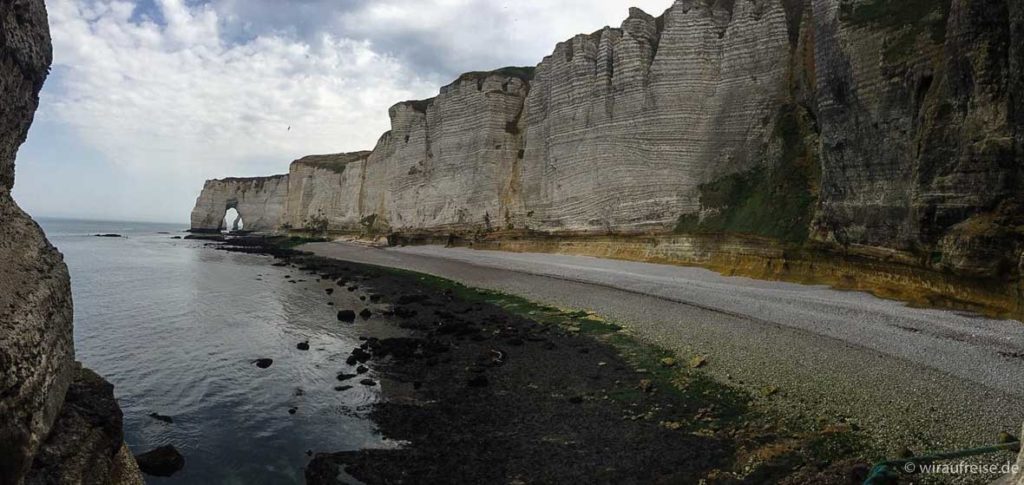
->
[457,66,536,83]
[675,105,819,243]
[295,152,372,175]
[401,98,434,114]
[398,66,536,115]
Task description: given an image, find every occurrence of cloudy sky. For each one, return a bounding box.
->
[13,0,674,223]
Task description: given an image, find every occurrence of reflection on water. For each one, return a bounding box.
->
[40,218,393,484]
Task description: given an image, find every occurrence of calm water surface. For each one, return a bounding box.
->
[39,218,393,484]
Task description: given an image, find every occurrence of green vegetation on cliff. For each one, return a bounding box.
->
[675,105,819,243]
[456,66,536,83]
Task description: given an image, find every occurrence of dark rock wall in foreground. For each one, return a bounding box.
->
[192,0,1023,286]
[812,0,1024,278]
[0,1,141,484]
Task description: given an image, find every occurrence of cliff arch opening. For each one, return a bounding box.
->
[223,207,244,233]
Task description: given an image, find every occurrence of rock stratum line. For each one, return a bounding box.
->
[191,0,1024,318]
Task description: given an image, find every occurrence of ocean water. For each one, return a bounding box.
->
[38,218,393,484]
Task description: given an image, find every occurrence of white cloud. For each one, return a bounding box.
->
[45,0,437,176]
[336,0,676,72]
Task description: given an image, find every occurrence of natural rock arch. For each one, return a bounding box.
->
[223,206,243,232]
[189,175,289,233]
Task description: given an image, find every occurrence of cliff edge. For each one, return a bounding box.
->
[0,1,142,484]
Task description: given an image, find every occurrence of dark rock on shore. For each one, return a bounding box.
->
[297,341,310,351]
[148,413,173,424]
[393,307,417,318]
[183,234,225,241]
[466,375,489,388]
[216,237,747,484]
[253,358,273,369]
[278,251,733,485]
[24,366,140,485]
[476,349,506,368]
[362,337,448,361]
[336,373,357,382]
[396,294,430,305]
[325,288,334,295]
[134,445,184,477]
[359,308,372,319]
[349,348,371,363]
[337,310,356,322]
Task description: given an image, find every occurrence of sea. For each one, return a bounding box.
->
[38,218,393,484]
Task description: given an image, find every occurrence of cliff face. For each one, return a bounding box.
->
[521,2,799,233]
[371,72,530,234]
[811,0,1024,278]
[192,0,1023,311]
[0,1,141,484]
[284,152,370,232]
[190,175,289,232]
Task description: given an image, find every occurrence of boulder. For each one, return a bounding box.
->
[467,375,489,388]
[24,366,143,485]
[253,358,273,369]
[148,413,173,424]
[134,445,185,477]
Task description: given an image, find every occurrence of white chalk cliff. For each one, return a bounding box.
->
[191,0,1023,312]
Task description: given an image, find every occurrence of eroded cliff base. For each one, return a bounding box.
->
[378,229,1024,322]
